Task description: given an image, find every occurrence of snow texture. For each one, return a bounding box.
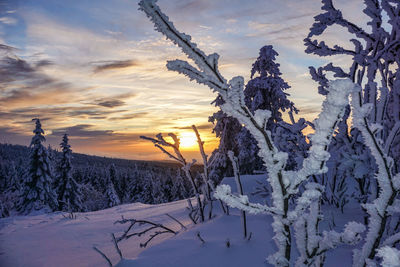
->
[377,247,400,267]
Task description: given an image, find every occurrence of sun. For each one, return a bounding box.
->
[179,132,198,148]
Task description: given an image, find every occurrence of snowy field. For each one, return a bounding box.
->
[0,199,192,267]
[0,175,365,267]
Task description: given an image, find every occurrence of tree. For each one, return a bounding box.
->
[209,45,302,178]
[55,134,83,212]
[171,169,189,200]
[17,118,57,214]
[305,0,400,265]
[139,171,154,204]
[105,164,120,208]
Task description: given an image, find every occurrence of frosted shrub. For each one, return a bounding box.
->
[138,1,366,266]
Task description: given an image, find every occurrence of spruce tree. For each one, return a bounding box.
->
[209,45,301,179]
[105,164,120,207]
[55,134,83,212]
[18,118,57,214]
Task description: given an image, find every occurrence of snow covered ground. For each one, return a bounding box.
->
[0,200,192,267]
[0,174,364,267]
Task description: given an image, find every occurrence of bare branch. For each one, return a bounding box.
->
[196,231,205,244]
[92,246,112,267]
[165,213,187,230]
[114,217,176,248]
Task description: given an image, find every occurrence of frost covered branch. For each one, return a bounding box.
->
[193,125,214,219]
[306,1,400,265]
[292,79,359,190]
[228,151,248,238]
[214,185,279,216]
[377,246,400,267]
[294,183,365,266]
[351,89,400,267]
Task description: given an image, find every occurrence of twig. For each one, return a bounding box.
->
[93,246,112,267]
[140,230,171,248]
[114,217,177,248]
[111,233,122,260]
[196,231,205,244]
[247,232,253,241]
[166,213,187,230]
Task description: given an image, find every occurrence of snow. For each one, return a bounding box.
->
[1,174,367,267]
[377,247,400,267]
[0,200,192,267]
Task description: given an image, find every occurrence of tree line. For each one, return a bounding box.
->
[0,119,195,217]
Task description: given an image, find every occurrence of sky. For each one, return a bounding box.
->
[0,0,368,161]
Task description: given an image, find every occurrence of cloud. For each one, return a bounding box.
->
[0,16,17,25]
[92,92,137,108]
[174,123,213,130]
[296,106,321,115]
[96,99,125,108]
[8,106,125,123]
[0,44,17,53]
[93,60,138,73]
[109,112,149,121]
[35,59,53,68]
[49,124,151,147]
[0,55,35,84]
[0,47,76,108]
[51,124,113,137]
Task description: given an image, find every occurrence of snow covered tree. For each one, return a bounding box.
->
[305,1,400,265]
[151,173,166,204]
[208,97,242,180]
[55,134,82,212]
[105,164,120,208]
[139,1,364,265]
[17,118,57,214]
[126,168,144,203]
[209,45,303,178]
[140,171,154,204]
[118,172,131,203]
[0,200,9,218]
[171,169,190,200]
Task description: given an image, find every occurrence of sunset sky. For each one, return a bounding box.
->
[0,0,366,161]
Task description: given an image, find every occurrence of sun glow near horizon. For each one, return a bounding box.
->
[178,131,198,149]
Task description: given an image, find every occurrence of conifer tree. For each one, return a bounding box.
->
[105,164,120,207]
[18,118,57,214]
[209,45,302,178]
[55,134,82,212]
[140,172,154,204]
